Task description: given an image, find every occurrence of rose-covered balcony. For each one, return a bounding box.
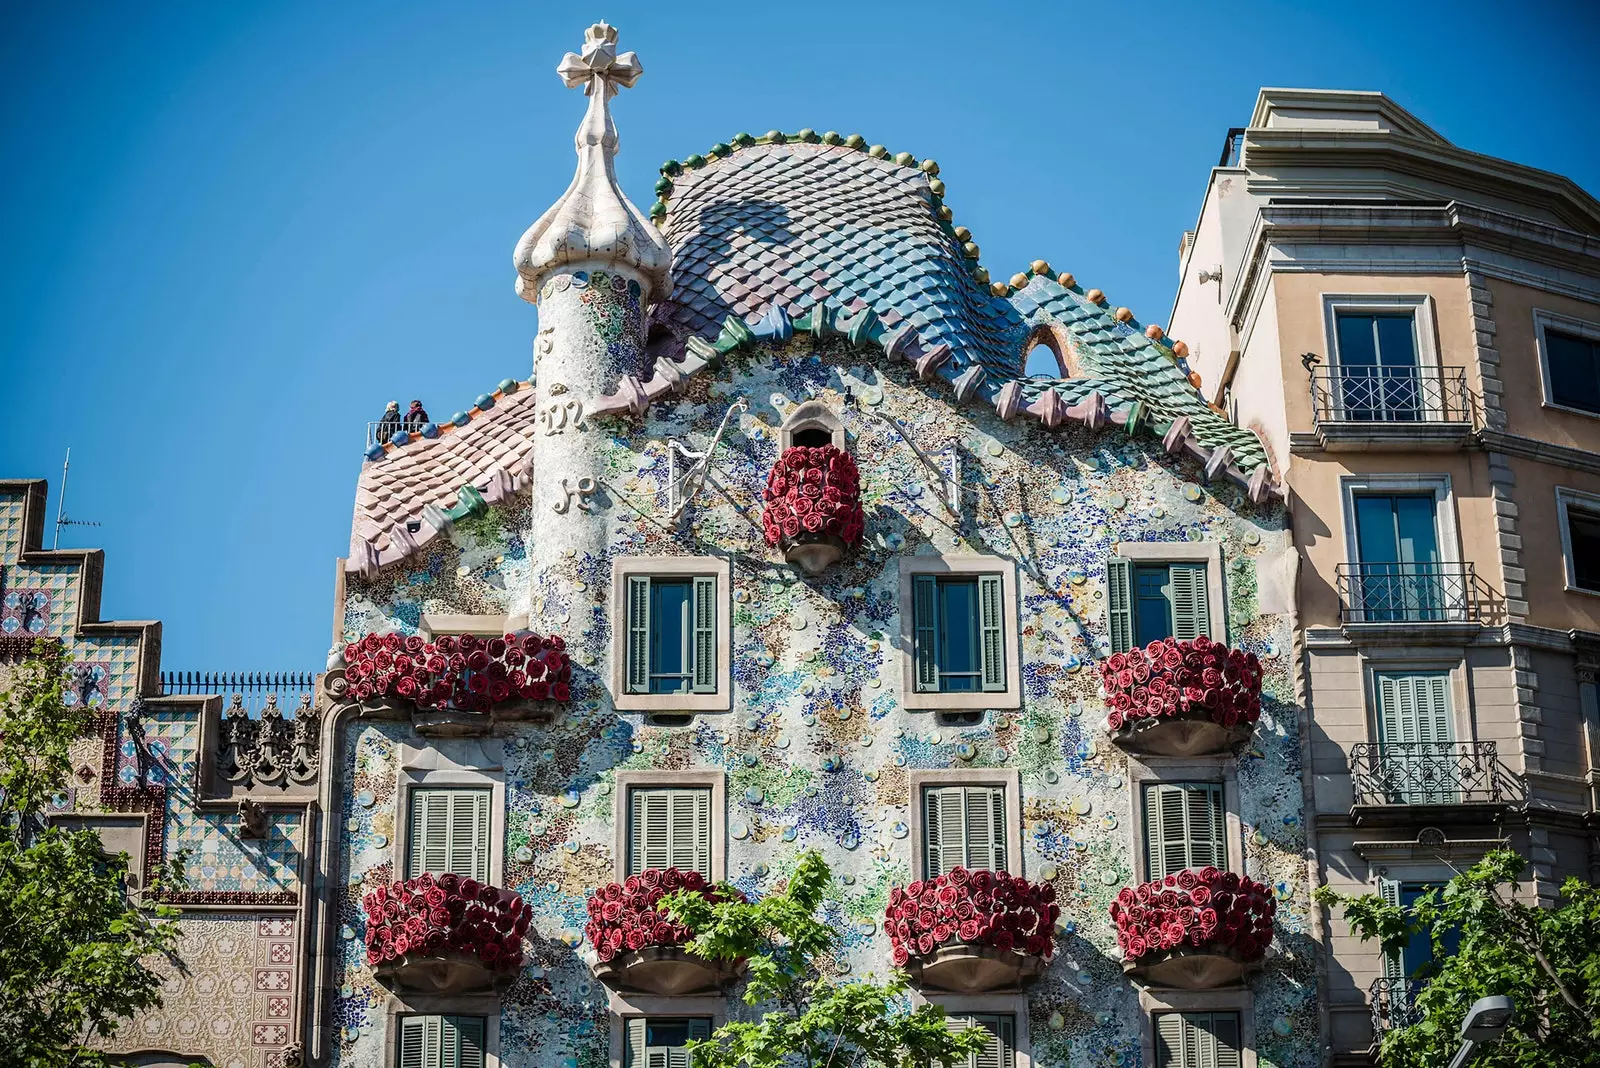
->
[585,868,747,995]
[363,873,528,994]
[885,869,1056,993]
[1100,637,1263,757]
[337,631,573,735]
[762,445,864,574]
[1110,868,1275,989]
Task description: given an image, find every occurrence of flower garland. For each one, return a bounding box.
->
[585,867,746,963]
[343,631,572,712]
[1109,868,1275,964]
[884,868,1058,967]
[762,445,865,548]
[362,872,528,973]
[1100,635,1263,732]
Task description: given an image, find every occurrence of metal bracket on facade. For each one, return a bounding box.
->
[666,398,750,524]
[874,413,961,516]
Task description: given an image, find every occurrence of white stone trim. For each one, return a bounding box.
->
[1137,988,1258,1068]
[418,613,529,639]
[607,995,728,1068]
[1337,473,1462,567]
[778,400,847,451]
[1534,307,1600,421]
[610,556,733,712]
[611,769,728,883]
[1111,541,1230,644]
[394,740,507,887]
[1320,293,1441,374]
[906,768,1024,879]
[896,555,1022,711]
[1555,486,1600,598]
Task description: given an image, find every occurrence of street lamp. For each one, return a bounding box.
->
[1445,996,1515,1068]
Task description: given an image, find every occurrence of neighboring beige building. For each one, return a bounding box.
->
[1169,88,1600,1064]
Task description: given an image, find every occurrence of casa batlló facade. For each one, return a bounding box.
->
[8,22,1332,1068]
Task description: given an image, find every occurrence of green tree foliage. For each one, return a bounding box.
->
[1313,849,1600,1067]
[0,643,184,1066]
[659,850,991,1068]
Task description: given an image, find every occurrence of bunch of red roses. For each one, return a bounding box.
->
[1100,635,1263,732]
[362,872,528,973]
[584,868,746,963]
[884,868,1058,967]
[342,631,572,712]
[761,445,865,548]
[1109,868,1275,963]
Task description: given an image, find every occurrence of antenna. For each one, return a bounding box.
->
[52,449,102,549]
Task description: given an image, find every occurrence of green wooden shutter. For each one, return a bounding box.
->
[442,1017,485,1068]
[624,1018,648,1068]
[630,788,710,878]
[448,791,490,884]
[974,1014,1015,1068]
[677,1018,711,1068]
[1154,1013,1184,1068]
[692,575,718,694]
[1169,563,1210,641]
[627,575,652,694]
[1380,878,1404,978]
[926,786,1005,876]
[669,788,711,879]
[631,788,670,875]
[399,1017,431,1068]
[969,786,1005,872]
[1145,783,1224,880]
[410,789,489,882]
[913,574,939,692]
[1155,1013,1240,1068]
[977,573,1007,692]
[1378,673,1453,746]
[1107,558,1134,653]
[1211,1014,1242,1068]
[409,790,449,878]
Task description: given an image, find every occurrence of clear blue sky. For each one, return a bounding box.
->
[3,0,1597,672]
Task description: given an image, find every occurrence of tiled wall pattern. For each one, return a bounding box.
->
[335,340,1319,1068]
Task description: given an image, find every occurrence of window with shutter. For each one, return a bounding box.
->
[945,1014,1016,1068]
[623,573,721,697]
[408,788,491,883]
[1168,563,1210,642]
[624,1017,711,1068]
[912,574,1008,694]
[1108,558,1135,654]
[1143,782,1225,881]
[398,1016,486,1068]
[913,575,940,692]
[626,575,652,694]
[1375,672,1454,803]
[628,787,711,879]
[923,785,1007,877]
[1123,561,1213,648]
[1154,1012,1241,1068]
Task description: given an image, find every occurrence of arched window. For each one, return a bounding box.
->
[1019,326,1078,379]
[779,401,846,451]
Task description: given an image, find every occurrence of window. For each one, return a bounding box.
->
[407,788,490,883]
[946,1014,1017,1068]
[1154,1012,1241,1068]
[1107,560,1210,652]
[1143,783,1226,881]
[923,785,1007,877]
[398,1015,486,1068]
[1333,311,1422,421]
[628,786,711,879]
[1351,493,1445,622]
[1380,879,1462,979]
[1546,327,1600,415]
[1373,672,1455,804]
[623,1017,710,1068]
[912,574,1006,693]
[613,558,730,712]
[1557,488,1600,594]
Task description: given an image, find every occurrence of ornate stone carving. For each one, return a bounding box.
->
[215,691,320,791]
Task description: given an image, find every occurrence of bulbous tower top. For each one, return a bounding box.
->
[513,22,672,304]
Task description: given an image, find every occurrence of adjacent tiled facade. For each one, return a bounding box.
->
[1169,88,1600,1064]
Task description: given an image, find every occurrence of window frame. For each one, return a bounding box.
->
[607,995,727,1068]
[1138,989,1256,1068]
[1142,781,1227,882]
[396,1014,489,1068]
[612,771,726,883]
[1556,486,1600,598]
[899,556,1021,710]
[1535,308,1600,420]
[1321,294,1440,375]
[1108,543,1228,652]
[1360,654,1471,751]
[385,998,502,1068]
[1125,758,1243,886]
[908,769,1022,880]
[1337,475,1460,568]
[916,993,1034,1068]
[395,740,506,889]
[611,557,732,712]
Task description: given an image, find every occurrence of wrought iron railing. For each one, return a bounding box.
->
[1336,562,1476,624]
[1310,366,1471,426]
[1370,976,1424,1034]
[161,671,320,790]
[1350,741,1516,807]
[161,671,316,717]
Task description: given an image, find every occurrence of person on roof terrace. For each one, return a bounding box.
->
[403,399,429,431]
[376,401,401,443]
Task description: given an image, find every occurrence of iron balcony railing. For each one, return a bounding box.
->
[1370,977,1424,1035]
[366,420,426,449]
[1336,562,1476,624]
[1350,741,1515,808]
[1310,366,1471,426]
[161,671,317,719]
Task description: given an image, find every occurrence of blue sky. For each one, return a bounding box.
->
[3,0,1597,671]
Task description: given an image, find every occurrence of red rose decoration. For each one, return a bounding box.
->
[345,628,577,713]
[762,445,865,551]
[1109,870,1275,965]
[1100,637,1263,735]
[885,871,1056,967]
[583,868,746,963]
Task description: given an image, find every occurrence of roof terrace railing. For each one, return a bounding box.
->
[160,671,317,719]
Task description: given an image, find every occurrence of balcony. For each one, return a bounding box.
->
[886,870,1055,993]
[1335,562,1479,641]
[1308,366,1474,451]
[1110,869,1275,989]
[363,874,528,995]
[585,869,747,995]
[1349,741,1524,826]
[1370,977,1423,1035]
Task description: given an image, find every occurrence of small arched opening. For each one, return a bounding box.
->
[779,400,847,452]
[1019,325,1079,379]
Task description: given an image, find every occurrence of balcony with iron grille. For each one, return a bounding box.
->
[1308,366,1475,451]
[1335,562,1481,642]
[1369,976,1424,1038]
[1348,741,1525,826]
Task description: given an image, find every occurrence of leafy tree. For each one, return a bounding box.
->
[1314,849,1600,1067]
[0,642,184,1066]
[660,850,991,1068]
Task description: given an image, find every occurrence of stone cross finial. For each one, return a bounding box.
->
[556,21,643,97]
